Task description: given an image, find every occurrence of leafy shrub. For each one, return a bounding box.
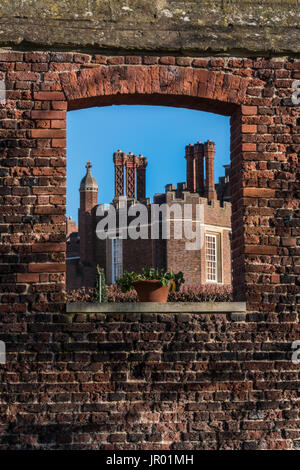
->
[106,284,138,302]
[66,287,95,303]
[168,284,232,302]
[66,283,232,303]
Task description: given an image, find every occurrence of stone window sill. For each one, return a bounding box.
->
[66,302,246,314]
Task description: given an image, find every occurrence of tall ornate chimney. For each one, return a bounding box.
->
[113,150,127,199]
[126,152,138,199]
[185,144,195,192]
[194,141,205,196]
[136,155,148,200]
[204,140,217,201]
[185,142,206,195]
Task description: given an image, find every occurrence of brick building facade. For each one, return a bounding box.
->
[66,142,232,290]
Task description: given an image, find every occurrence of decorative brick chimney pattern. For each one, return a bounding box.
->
[114,151,148,200]
[113,150,127,198]
[136,155,148,200]
[126,152,138,199]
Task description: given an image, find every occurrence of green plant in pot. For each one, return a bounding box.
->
[117,267,185,302]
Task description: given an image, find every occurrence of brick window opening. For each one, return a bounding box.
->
[66,105,232,293]
[66,106,232,291]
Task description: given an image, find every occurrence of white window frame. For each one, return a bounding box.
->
[111,238,123,284]
[206,233,218,283]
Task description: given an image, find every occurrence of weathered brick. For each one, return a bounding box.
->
[243,188,276,198]
[28,263,66,273]
[32,242,65,252]
[52,139,66,147]
[107,57,124,65]
[242,124,257,133]
[33,91,65,100]
[31,111,66,119]
[159,56,176,65]
[16,273,39,282]
[244,245,277,255]
[242,143,257,151]
[31,129,66,138]
[281,237,297,247]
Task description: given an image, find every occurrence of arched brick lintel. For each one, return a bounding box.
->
[60,65,250,114]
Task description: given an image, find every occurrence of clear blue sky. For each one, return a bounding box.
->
[67,105,230,223]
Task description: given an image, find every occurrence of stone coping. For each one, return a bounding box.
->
[66,302,246,314]
[0,0,299,54]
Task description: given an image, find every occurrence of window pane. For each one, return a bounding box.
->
[206,234,217,282]
[112,238,123,283]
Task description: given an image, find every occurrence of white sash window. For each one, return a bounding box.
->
[111,238,123,284]
[206,234,218,282]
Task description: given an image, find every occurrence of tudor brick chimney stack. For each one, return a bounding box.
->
[185,142,205,195]
[194,141,205,195]
[113,150,127,199]
[126,152,138,199]
[185,144,195,192]
[113,151,148,201]
[137,155,148,200]
[204,140,217,202]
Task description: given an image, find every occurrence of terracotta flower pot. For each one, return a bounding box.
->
[132,280,171,302]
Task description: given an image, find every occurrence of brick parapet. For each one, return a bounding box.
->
[164,189,232,224]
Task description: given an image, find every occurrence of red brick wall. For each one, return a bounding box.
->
[0,52,299,449]
[166,233,203,285]
[123,238,155,273]
[66,260,83,290]
[0,310,298,450]
[222,229,232,285]
[162,192,231,285]
[66,230,81,290]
